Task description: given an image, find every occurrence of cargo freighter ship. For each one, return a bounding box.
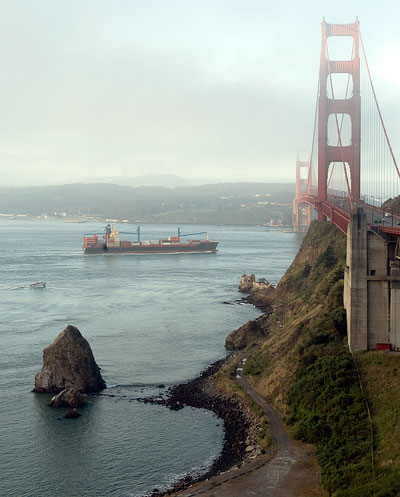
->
[82,224,219,254]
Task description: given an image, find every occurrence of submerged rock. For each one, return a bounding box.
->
[49,387,85,408]
[64,408,81,419]
[33,325,106,393]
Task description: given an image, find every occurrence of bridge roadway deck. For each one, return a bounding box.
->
[297,194,400,236]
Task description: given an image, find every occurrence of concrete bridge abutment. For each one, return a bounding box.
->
[344,208,400,351]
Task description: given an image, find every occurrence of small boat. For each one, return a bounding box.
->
[28,281,46,288]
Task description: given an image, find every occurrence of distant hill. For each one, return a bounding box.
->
[0,182,295,225]
[96,173,191,188]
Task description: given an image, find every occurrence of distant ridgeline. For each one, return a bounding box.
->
[225,221,400,497]
[0,182,294,225]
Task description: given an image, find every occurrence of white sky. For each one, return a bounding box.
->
[0,0,399,186]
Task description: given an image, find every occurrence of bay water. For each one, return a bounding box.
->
[0,220,303,497]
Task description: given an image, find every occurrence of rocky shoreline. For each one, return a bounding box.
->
[143,356,261,497]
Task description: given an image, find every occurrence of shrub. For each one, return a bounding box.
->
[243,354,268,376]
[316,245,337,269]
[288,342,372,493]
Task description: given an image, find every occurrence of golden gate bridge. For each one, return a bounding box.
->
[294,18,400,238]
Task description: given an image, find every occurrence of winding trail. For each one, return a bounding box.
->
[171,357,324,497]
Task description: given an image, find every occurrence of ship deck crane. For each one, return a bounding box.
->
[177,228,209,240]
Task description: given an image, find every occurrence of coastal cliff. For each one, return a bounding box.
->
[221,221,400,497]
[225,313,270,350]
[225,275,274,350]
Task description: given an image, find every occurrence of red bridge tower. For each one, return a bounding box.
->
[317,19,361,219]
[294,156,311,231]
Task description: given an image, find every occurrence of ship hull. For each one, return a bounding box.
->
[83,241,218,254]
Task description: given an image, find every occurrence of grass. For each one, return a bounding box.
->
[249,400,264,418]
[243,353,269,376]
[287,334,373,494]
[357,352,400,469]
[215,221,400,496]
[258,419,273,453]
[215,357,246,399]
[335,352,400,497]
[279,223,400,496]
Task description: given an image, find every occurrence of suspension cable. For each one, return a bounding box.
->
[306,78,320,194]
[359,28,400,181]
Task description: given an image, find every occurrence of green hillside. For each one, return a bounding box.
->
[225,221,400,496]
[0,182,294,225]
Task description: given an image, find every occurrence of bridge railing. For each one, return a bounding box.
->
[296,192,400,236]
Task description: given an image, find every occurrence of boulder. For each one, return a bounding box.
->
[238,274,275,308]
[33,325,106,393]
[238,274,256,293]
[49,387,85,408]
[64,408,81,419]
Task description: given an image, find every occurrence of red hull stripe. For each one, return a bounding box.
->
[83,242,218,254]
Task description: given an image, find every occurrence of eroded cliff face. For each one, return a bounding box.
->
[33,325,106,393]
[223,222,399,495]
[225,314,271,350]
[232,222,347,412]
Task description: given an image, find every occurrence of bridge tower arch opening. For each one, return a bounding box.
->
[327,161,353,200]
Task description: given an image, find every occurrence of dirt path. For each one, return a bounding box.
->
[170,357,325,497]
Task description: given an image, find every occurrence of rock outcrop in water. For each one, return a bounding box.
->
[238,274,275,308]
[238,273,257,293]
[33,325,106,393]
[64,408,81,419]
[49,387,85,407]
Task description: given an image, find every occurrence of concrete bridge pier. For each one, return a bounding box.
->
[344,208,400,351]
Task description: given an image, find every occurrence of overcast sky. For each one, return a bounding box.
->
[0,0,399,186]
